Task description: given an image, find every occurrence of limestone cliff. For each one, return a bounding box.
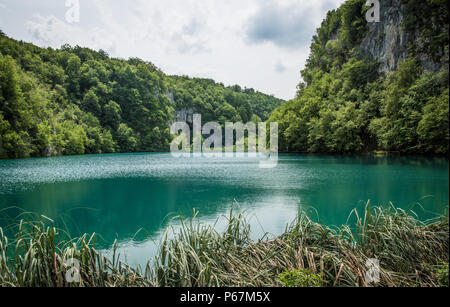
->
[359,0,447,73]
[360,0,408,73]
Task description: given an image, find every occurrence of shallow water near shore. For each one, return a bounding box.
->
[0,153,448,268]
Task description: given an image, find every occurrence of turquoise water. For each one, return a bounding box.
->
[0,153,448,267]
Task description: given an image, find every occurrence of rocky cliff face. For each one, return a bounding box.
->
[164,91,192,124]
[359,0,444,73]
[360,0,408,73]
[175,108,195,124]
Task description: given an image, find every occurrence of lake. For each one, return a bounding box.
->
[0,153,448,268]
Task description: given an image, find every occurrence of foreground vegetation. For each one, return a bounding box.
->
[0,205,448,287]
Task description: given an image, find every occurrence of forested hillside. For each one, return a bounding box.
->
[269,0,449,154]
[1,0,448,159]
[0,31,283,159]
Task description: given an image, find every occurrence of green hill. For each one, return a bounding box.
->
[269,0,448,154]
[0,31,283,159]
[1,0,448,159]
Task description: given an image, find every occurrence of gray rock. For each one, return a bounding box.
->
[359,0,442,73]
[175,108,195,124]
[360,0,408,73]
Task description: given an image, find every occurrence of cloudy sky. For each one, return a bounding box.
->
[0,0,344,100]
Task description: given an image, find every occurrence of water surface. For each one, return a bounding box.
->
[0,153,448,267]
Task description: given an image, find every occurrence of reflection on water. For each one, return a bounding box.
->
[0,153,448,268]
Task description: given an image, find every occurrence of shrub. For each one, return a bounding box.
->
[278,269,325,287]
[436,263,449,287]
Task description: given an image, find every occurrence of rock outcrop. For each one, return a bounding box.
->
[360,0,408,73]
[175,108,195,124]
[359,0,444,73]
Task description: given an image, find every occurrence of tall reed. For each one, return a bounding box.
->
[0,204,448,287]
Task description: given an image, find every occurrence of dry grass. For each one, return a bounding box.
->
[1,204,448,287]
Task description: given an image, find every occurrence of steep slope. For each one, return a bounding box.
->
[0,32,284,159]
[269,0,448,154]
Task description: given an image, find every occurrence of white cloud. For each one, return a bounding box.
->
[275,60,287,73]
[25,13,117,54]
[26,14,77,46]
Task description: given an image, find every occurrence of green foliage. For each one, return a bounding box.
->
[116,123,137,153]
[61,121,87,155]
[436,263,449,287]
[402,0,449,63]
[0,33,283,159]
[102,100,121,130]
[270,0,449,154]
[169,76,283,125]
[417,90,449,154]
[81,89,101,117]
[370,62,449,153]
[278,269,325,287]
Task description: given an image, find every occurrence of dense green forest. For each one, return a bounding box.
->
[1,0,449,159]
[269,0,449,154]
[0,30,283,159]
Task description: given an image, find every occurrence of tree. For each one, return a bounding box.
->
[102,100,121,130]
[417,90,449,154]
[269,0,448,155]
[61,121,87,155]
[82,89,101,117]
[65,55,81,100]
[116,123,137,153]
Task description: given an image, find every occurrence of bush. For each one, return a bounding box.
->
[278,269,325,287]
[436,263,449,288]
